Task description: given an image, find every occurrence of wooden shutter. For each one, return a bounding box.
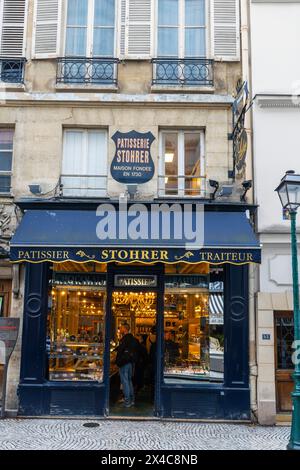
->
[33,0,61,58]
[211,0,240,61]
[0,0,26,57]
[119,0,152,59]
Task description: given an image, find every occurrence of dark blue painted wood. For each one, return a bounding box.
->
[20,263,49,384]
[18,263,108,416]
[224,264,249,389]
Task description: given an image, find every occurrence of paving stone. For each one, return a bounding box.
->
[0,419,291,450]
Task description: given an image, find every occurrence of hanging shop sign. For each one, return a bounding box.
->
[232,80,249,176]
[0,318,20,418]
[111,130,155,184]
[114,275,157,287]
[165,275,208,289]
[51,272,107,287]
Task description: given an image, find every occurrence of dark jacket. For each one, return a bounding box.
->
[165,339,180,365]
[116,333,139,368]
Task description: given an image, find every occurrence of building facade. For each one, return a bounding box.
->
[0,0,260,419]
[250,0,300,425]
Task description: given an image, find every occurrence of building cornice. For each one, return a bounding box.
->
[0,91,234,108]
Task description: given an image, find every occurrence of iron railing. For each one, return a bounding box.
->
[0,58,26,84]
[152,58,214,87]
[60,174,108,198]
[57,57,119,85]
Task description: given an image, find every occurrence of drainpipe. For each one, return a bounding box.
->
[240,0,258,421]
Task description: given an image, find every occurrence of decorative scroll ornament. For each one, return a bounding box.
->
[76,250,96,260]
[174,251,195,261]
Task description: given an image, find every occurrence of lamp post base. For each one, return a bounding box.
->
[287,374,300,451]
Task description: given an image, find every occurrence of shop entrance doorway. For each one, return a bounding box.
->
[109,290,158,416]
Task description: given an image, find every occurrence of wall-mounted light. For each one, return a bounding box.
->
[209,179,219,200]
[240,180,252,202]
[218,185,233,198]
[29,184,42,195]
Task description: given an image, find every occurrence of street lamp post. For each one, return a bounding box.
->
[275,170,300,451]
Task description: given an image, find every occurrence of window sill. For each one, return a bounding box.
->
[55,83,119,93]
[0,193,14,200]
[151,84,215,94]
[0,82,25,92]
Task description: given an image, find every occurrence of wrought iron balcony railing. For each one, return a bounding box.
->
[152,58,214,87]
[57,57,119,85]
[0,58,26,84]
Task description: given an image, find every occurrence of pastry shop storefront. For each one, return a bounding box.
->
[10,201,261,419]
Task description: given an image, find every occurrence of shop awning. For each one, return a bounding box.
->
[10,208,261,265]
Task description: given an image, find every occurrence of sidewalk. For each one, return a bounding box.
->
[0,419,291,450]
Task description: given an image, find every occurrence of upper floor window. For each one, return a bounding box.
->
[61,129,108,198]
[159,130,205,197]
[157,0,206,58]
[65,0,116,57]
[0,129,13,195]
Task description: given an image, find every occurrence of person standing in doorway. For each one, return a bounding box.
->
[116,322,139,408]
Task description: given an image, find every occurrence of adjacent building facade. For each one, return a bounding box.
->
[250,0,300,424]
[0,0,262,419]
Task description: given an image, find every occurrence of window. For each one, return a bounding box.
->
[48,263,107,382]
[276,312,294,370]
[65,0,116,57]
[157,0,206,58]
[62,129,107,197]
[159,130,205,197]
[0,129,13,194]
[164,265,224,383]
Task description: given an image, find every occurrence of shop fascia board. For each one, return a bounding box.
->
[0,91,234,108]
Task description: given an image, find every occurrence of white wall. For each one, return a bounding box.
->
[253,105,300,233]
[251,0,300,296]
[251,1,300,95]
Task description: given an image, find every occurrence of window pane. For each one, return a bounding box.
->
[158,28,178,56]
[93,28,115,56]
[0,176,11,193]
[164,267,224,383]
[0,129,13,150]
[158,0,178,26]
[185,28,206,57]
[67,0,88,26]
[185,0,205,26]
[94,0,115,26]
[0,151,12,171]
[48,285,106,382]
[66,28,87,56]
[276,315,294,369]
[164,133,178,176]
[184,133,200,176]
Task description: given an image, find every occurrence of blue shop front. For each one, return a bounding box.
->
[10,201,261,419]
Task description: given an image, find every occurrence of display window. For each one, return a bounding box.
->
[164,264,224,382]
[47,262,107,382]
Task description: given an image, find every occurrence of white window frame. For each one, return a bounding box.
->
[61,128,108,198]
[63,0,117,57]
[155,0,210,58]
[0,128,14,195]
[158,129,206,198]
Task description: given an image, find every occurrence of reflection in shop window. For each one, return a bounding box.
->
[164,267,224,382]
[47,285,106,382]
